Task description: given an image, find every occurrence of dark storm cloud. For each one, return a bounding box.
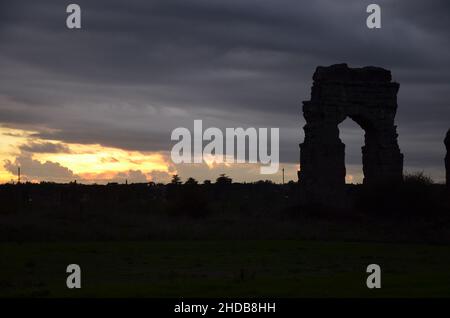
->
[19,141,71,154]
[0,0,449,180]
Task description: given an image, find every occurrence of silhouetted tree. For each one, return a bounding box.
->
[171,174,182,185]
[185,177,198,185]
[403,171,433,186]
[216,174,232,185]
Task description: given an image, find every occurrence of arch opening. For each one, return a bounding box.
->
[338,117,365,184]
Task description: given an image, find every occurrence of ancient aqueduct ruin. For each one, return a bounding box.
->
[299,63,450,203]
[299,64,404,202]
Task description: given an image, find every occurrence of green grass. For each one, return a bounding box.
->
[1,240,450,298]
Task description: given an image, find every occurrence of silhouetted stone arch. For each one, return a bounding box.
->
[299,64,403,202]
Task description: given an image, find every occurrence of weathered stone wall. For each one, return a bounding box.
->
[446,129,450,187]
[299,64,403,203]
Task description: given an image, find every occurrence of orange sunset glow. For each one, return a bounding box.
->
[0,126,173,184]
[0,125,304,185]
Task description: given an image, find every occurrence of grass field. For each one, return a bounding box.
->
[1,240,450,298]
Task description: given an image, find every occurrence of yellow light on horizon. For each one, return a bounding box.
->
[36,144,171,175]
[0,126,173,183]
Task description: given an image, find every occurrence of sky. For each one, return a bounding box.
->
[0,0,449,184]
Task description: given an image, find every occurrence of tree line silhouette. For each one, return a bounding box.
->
[1,172,448,218]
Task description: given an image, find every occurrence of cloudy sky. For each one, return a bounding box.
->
[0,0,449,184]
